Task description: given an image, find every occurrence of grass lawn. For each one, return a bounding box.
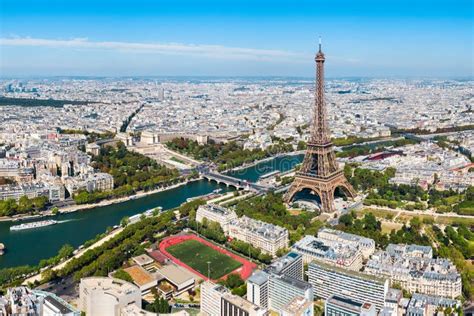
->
[381,221,403,234]
[359,208,474,226]
[166,239,242,279]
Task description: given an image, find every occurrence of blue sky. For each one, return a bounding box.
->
[0,0,472,77]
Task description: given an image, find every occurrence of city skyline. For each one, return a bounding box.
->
[1,0,472,77]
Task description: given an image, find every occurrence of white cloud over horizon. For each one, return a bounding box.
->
[0,36,313,62]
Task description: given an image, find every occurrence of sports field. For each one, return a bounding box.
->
[166,239,242,279]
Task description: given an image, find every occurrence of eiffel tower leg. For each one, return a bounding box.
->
[320,189,335,213]
[284,180,301,203]
[334,178,357,199]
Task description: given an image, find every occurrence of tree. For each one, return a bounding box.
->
[120,216,130,227]
[409,217,421,231]
[225,273,244,289]
[145,296,170,313]
[339,213,353,226]
[113,269,133,283]
[58,244,74,259]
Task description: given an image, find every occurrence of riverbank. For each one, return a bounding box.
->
[0,179,230,268]
[226,150,304,173]
[0,177,202,223]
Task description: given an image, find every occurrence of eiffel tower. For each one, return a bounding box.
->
[284,40,356,212]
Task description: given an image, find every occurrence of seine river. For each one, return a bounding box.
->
[0,154,303,268]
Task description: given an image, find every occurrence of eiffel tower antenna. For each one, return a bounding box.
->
[284,41,356,212]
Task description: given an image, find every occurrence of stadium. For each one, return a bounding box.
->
[159,234,256,281]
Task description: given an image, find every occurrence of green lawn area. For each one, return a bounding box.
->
[166,239,242,279]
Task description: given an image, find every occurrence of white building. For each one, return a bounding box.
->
[308,261,389,311]
[196,203,238,233]
[200,281,229,316]
[317,228,375,260]
[79,277,141,316]
[291,235,363,270]
[247,271,270,309]
[221,293,268,316]
[0,287,79,316]
[268,274,313,313]
[365,244,462,299]
[265,252,304,281]
[227,216,289,256]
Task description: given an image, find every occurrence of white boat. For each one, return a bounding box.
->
[10,220,58,231]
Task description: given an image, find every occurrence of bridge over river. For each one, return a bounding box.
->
[201,170,272,193]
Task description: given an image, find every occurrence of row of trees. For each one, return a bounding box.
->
[337,138,419,158]
[228,239,272,264]
[0,195,49,217]
[338,212,430,248]
[93,142,180,188]
[432,225,473,300]
[166,138,293,171]
[0,243,75,288]
[73,142,182,204]
[338,210,473,300]
[345,163,473,215]
[58,129,115,143]
[46,212,177,283]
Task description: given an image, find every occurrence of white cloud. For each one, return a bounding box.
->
[0,37,311,62]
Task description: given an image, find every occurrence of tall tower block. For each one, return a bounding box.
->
[284,40,356,212]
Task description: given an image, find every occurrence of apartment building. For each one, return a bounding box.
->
[196,203,238,233]
[265,252,304,281]
[268,275,313,313]
[325,295,376,316]
[227,216,288,256]
[200,281,229,316]
[365,244,462,299]
[291,235,363,270]
[317,228,375,260]
[308,261,388,311]
[221,293,268,316]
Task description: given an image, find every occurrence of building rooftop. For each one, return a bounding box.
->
[124,265,156,287]
[223,293,265,313]
[265,252,302,276]
[281,296,312,314]
[199,203,235,216]
[132,254,155,266]
[248,270,269,286]
[230,215,287,240]
[318,228,375,247]
[310,260,386,284]
[275,275,312,291]
[157,264,195,286]
[80,277,140,298]
[43,295,74,314]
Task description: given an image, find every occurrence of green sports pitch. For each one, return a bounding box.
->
[166,239,242,279]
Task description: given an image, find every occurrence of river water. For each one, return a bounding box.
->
[0,153,304,268]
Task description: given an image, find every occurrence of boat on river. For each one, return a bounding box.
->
[10,220,58,231]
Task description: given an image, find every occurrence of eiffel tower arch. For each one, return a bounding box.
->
[284,41,356,212]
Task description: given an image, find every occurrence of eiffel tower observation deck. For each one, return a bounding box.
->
[284,39,356,212]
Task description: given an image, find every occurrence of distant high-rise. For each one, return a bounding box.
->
[284,40,356,212]
[158,87,165,101]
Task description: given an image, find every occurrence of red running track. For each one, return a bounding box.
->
[159,234,256,281]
